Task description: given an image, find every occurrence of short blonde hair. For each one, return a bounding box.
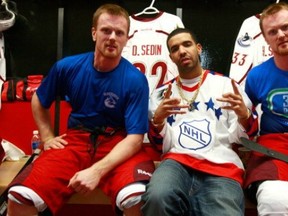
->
[260,2,288,35]
[92,4,130,33]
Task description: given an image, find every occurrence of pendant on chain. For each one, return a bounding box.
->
[188,103,195,111]
[177,70,204,112]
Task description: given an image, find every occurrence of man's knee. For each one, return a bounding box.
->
[116,182,145,211]
[257,180,288,215]
[7,198,38,216]
[7,185,47,212]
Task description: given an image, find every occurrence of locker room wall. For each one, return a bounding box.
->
[4,0,288,78]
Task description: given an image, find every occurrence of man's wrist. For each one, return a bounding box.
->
[42,136,54,143]
[239,108,252,120]
[151,117,165,129]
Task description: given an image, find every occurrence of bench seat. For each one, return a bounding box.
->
[0,157,257,216]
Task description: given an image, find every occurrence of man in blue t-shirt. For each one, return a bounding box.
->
[6,4,155,216]
[244,2,288,215]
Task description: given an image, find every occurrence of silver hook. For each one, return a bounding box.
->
[149,0,156,7]
[1,0,14,14]
[0,0,16,32]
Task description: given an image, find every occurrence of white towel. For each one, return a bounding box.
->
[1,139,25,161]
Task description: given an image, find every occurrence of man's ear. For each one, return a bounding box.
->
[92,27,96,42]
[197,43,202,55]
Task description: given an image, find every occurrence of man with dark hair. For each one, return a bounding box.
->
[141,27,257,216]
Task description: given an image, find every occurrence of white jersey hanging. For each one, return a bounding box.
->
[122,12,184,95]
[0,34,6,109]
[229,14,273,88]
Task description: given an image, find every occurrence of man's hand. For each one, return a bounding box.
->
[153,83,189,125]
[43,134,68,150]
[217,79,250,119]
[68,167,100,195]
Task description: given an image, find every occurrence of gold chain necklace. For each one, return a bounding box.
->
[176,70,204,111]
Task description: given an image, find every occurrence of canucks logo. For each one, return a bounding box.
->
[237,32,252,47]
[178,119,212,150]
[104,92,119,108]
[267,88,288,118]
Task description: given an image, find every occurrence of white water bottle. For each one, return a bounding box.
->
[31,130,40,154]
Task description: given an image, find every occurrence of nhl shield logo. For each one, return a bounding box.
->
[179,119,212,150]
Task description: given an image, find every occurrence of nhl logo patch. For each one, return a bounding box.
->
[179,119,212,150]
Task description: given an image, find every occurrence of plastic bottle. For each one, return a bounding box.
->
[31,130,41,154]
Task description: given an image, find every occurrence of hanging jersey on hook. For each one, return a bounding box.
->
[0,34,5,109]
[229,14,273,88]
[122,12,184,96]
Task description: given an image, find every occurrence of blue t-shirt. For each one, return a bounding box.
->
[246,57,288,134]
[37,52,149,134]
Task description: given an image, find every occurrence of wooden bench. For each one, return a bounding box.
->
[0,157,257,216]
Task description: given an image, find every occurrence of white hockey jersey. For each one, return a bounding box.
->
[122,12,184,95]
[149,70,253,184]
[229,14,273,88]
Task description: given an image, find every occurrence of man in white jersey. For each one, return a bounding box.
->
[141,28,257,216]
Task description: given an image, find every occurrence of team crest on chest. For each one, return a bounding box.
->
[104,92,119,108]
[178,119,212,150]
